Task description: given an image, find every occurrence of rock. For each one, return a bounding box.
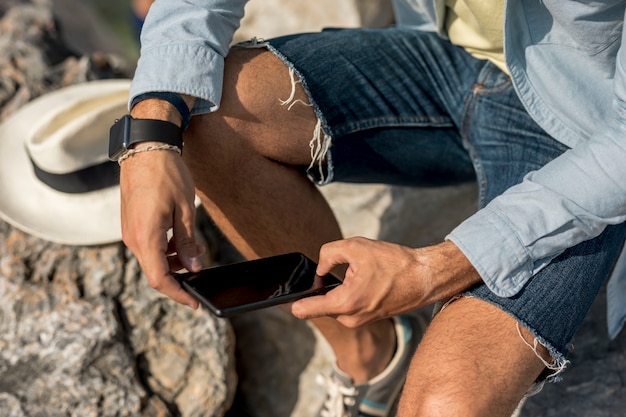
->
[0,0,130,119]
[320,182,478,244]
[0,221,237,417]
[227,309,334,417]
[235,0,394,43]
[0,274,143,416]
[0,2,237,416]
[49,0,131,60]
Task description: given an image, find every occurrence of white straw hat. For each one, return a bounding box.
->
[0,79,131,245]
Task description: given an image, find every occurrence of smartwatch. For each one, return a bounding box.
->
[108,115,183,161]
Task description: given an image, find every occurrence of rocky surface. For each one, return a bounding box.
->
[0,1,236,416]
[236,0,394,42]
[1,0,625,416]
[0,223,237,417]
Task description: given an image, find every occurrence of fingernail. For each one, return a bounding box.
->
[189,256,202,271]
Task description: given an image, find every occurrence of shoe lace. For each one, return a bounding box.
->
[316,373,358,417]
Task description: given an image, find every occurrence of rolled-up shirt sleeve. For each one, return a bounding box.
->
[129,0,248,114]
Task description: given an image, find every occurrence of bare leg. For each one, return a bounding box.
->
[183,48,395,382]
[185,48,554,416]
[398,297,549,417]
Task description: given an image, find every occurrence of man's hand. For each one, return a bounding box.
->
[120,96,202,308]
[289,237,481,327]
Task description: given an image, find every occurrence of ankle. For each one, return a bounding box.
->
[335,318,397,384]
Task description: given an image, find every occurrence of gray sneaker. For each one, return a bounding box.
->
[317,313,429,417]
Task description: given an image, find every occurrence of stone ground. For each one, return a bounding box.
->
[50,2,626,416]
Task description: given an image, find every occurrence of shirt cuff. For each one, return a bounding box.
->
[446,207,535,297]
[129,43,223,115]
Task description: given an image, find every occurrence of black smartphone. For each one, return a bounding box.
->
[175,252,342,317]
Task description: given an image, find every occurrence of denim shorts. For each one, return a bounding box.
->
[262,27,626,378]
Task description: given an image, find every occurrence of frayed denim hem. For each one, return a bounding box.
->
[434,294,571,387]
[234,37,335,186]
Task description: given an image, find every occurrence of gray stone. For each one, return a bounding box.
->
[0,269,144,416]
[235,0,394,43]
[0,223,237,417]
[0,2,237,416]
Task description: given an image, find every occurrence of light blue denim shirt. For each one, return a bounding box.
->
[131,0,626,338]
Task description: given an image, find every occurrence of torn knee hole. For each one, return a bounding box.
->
[278,67,333,185]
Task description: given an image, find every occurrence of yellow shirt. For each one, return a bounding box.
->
[444,0,508,74]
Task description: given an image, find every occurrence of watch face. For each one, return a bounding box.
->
[108,115,132,161]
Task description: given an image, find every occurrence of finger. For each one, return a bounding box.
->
[154,271,200,309]
[316,240,353,276]
[166,243,206,272]
[172,199,203,273]
[166,253,185,272]
[141,227,200,308]
[280,301,339,319]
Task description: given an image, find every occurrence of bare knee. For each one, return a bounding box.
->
[183,47,325,183]
[399,358,518,417]
[397,298,547,417]
[399,381,521,417]
[217,47,318,162]
[400,391,489,417]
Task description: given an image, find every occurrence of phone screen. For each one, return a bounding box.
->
[175,252,342,317]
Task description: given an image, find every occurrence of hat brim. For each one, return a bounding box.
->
[0,80,130,246]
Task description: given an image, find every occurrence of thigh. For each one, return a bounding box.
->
[399,297,547,417]
[266,27,480,186]
[206,47,320,166]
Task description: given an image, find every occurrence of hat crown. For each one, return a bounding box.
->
[26,87,129,174]
[0,79,131,245]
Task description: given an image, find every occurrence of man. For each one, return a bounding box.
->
[113,0,626,416]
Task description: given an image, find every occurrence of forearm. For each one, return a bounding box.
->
[130,95,196,126]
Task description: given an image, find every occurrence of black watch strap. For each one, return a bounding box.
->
[109,115,183,161]
[128,117,183,146]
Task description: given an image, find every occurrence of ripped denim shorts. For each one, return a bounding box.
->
[249,27,626,382]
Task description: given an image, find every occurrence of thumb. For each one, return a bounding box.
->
[290,288,341,320]
[290,295,327,320]
[173,204,203,272]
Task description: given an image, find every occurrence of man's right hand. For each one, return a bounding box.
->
[120,97,202,308]
[289,237,481,327]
